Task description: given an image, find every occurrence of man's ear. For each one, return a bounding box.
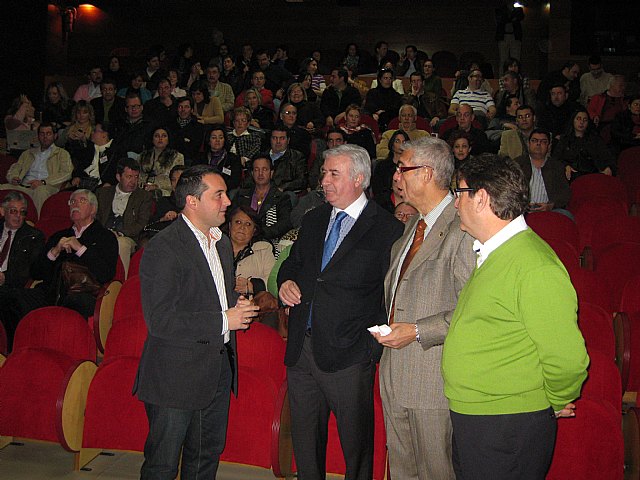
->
[474,188,490,213]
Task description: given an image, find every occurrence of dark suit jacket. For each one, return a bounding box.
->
[515,155,572,209]
[271,148,308,192]
[96,186,154,242]
[233,184,292,240]
[278,200,403,373]
[134,216,239,410]
[90,96,127,132]
[1,222,45,287]
[71,141,118,186]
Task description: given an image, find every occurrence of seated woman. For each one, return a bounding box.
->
[139,127,185,199]
[4,95,38,132]
[286,82,325,134]
[298,57,326,98]
[105,55,129,90]
[551,106,615,182]
[42,82,74,133]
[228,206,276,295]
[447,129,474,170]
[365,68,403,132]
[118,72,153,104]
[141,164,186,245]
[220,55,245,96]
[244,87,275,132]
[189,81,224,125]
[370,58,405,94]
[372,129,408,212]
[180,59,203,91]
[164,68,187,98]
[338,104,377,160]
[56,100,95,160]
[611,94,640,152]
[69,126,116,190]
[226,107,262,168]
[200,125,242,191]
[298,72,318,103]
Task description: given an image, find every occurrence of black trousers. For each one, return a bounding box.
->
[287,334,375,480]
[141,348,232,480]
[451,408,557,480]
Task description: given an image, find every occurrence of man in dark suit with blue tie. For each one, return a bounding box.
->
[134,165,259,480]
[279,144,403,479]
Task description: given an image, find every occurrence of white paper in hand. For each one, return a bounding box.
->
[367,324,392,336]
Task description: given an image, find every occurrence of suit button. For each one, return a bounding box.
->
[220,348,225,354]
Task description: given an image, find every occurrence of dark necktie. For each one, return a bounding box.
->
[0,230,12,268]
[321,211,348,271]
[390,219,427,324]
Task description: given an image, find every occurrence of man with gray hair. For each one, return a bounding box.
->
[371,136,475,479]
[279,144,403,479]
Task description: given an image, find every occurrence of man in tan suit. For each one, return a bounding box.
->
[372,136,475,479]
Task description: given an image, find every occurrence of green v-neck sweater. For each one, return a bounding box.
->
[442,229,589,414]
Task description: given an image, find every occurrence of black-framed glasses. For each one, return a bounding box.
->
[453,187,475,198]
[395,165,431,174]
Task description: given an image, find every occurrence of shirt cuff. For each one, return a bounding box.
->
[75,245,87,257]
[222,310,229,337]
[47,249,59,261]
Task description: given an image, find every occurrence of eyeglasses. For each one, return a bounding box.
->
[395,165,431,174]
[68,197,90,206]
[453,187,475,198]
[529,138,550,145]
[7,208,28,216]
[126,104,142,110]
[394,212,416,220]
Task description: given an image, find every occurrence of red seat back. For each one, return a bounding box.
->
[573,198,629,251]
[577,302,615,360]
[570,268,612,313]
[590,215,640,260]
[12,306,96,361]
[594,242,640,311]
[621,274,640,315]
[236,322,286,385]
[39,191,72,222]
[127,248,144,279]
[113,275,143,326]
[526,211,579,249]
[568,173,628,212]
[616,146,640,205]
[103,315,147,361]
[543,238,581,275]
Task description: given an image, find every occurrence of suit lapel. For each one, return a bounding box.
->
[323,201,376,271]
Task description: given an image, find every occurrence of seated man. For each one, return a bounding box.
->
[279,103,312,159]
[96,158,153,276]
[0,192,45,348]
[235,70,275,111]
[143,50,164,94]
[233,156,292,244]
[109,93,154,161]
[170,96,205,167]
[320,68,362,127]
[144,77,178,128]
[515,128,571,214]
[254,49,293,96]
[494,71,536,115]
[498,104,536,159]
[376,104,430,159]
[537,84,577,139]
[70,126,117,190]
[405,71,448,127]
[441,104,494,154]
[73,65,103,102]
[267,126,308,193]
[579,55,612,106]
[11,189,118,320]
[449,69,496,127]
[90,77,126,132]
[538,61,581,106]
[308,128,345,189]
[205,64,235,113]
[1,123,72,214]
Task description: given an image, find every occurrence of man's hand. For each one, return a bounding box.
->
[430,117,440,127]
[235,276,252,294]
[160,211,178,221]
[601,167,612,176]
[226,296,259,331]
[565,165,576,181]
[592,115,600,127]
[28,179,45,189]
[71,177,81,187]
[0,272,6,286]
[279,280,302,307]
[555,402,576,418]
[372,322,417,349]
[11,177,21,185]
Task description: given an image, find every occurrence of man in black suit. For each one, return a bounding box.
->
[0,191,45,348]
[278,144,403,479]
[90,78,126,132]
[134,165,258,480]
[170,97,205,167]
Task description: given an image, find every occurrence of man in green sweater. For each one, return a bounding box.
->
[442,154,589,480]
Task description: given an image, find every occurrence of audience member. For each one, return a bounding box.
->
[142,77,178,127]
[233,156,292,243]
[244,87,275,132]
[109,93,153,162]
[42,82,74,132]
[2,123,72,214]
[220,55,245,96]
[320,68,362,128]
[142,51,163,93]
[449,69,496,128]
[0,192,45,348]
[538,61,581,106]
[515,129,571,213]
[105,55,129,90]
[397,45,421,77]
[494,71,535,115]
[308,128,345,189]
[266,126,308,193]
[339,104,377,160]
[278,103,312,158]
[537,84,576,139]
[141,165,185,243]
[200,125,242,191]
[70,126,117,190]
[498,104,536,159]
[286,82,324,133]
[406,72,448,127]
[370,58,405,94]
[206,64,235,113]
[139,127,185,198]
[551,106,615,182]
[235,70,275,111]
[392,201,418,224]
[579,55,613,106]
[73,65,103,102]
[611,94,640,152]
[190,81,224,125]
[441,104,494,154]
[447,130,474,170]
[377,104,430,159]
[90,78,126,132]
[372,129,408,213]
[228,205,276,295]
[165,69,187,99]
[4,95,38,132]
[226,107,262,168]
[255,49,293,96]
[117,72,153,104]
[181,60,203,91]
[170,96,205,166]
[365,68,403,132]
[55,100,95,161]
[298,57,326,98]
[273,44,299,75]
[587,74,627,144]
[96,158,153,275]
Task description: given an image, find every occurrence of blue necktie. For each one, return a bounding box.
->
[321,211,347,271]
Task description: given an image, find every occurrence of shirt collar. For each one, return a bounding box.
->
[115,184,133,196]
[332,192,367,220]
[72,221,93,238]
[182,214,222,246]
[473,215,528,267]
[422,193,453,226]
[233,129,251,137]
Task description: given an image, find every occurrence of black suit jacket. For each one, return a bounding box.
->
[233,184,292,240]
[1,222,45,287]
[134,216,239,410]
[515,155,571,209]
[90,96,127,132]
[278,200,403,373]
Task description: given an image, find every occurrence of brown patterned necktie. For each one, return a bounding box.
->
[389,219,426,324]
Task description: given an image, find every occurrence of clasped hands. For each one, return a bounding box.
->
[52,236,83,256]
[226,296,259,331]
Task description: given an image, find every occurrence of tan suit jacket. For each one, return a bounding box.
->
[498,129,528,160]
[380,201,475,410]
